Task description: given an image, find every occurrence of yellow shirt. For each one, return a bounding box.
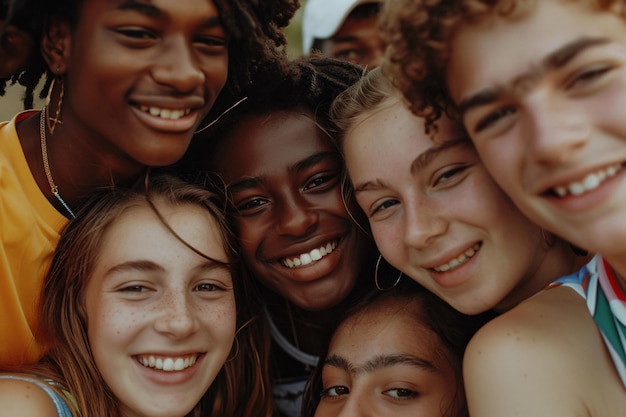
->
[0,111,68,366]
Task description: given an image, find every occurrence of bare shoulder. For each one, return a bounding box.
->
[0,377,61,417]
[464,286,625,417]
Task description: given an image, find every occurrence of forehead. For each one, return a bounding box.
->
[446,0,626,102]
[78,0,221,23]
[213,111,335,180]
[330,300,441,359]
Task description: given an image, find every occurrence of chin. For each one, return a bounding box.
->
[293,289,351,311]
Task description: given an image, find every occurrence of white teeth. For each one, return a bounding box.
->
[138,355,198,372]
[311,249,322,261]
[301,253,312,266]
[139,105,191,120]
[553,164,622,198]
[433,243,480,273]
[281,241,338,269]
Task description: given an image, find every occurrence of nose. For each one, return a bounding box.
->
[153,290,199,339]
[274,192,319,237]
[151,36,205,93]
[524,93,589,165]
[403,195,448,250]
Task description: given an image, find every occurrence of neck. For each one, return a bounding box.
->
[18,110,146,210]
[495,241,593,313]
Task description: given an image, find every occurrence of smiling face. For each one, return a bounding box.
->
[85,201,235,417]
[56,0,228,167]
[446,0,626,272]
[212,111,370,310]
[314,298,465,417]
[344,100,562,314]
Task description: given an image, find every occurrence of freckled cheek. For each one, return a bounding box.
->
[198,299,237,335]
[88,304,148,348]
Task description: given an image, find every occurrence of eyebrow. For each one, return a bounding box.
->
[457,36,612,115]
[104,259,228,277]
[410,137,470,174]
[116,0,222,27]
[227,151,340,193]
[353,137,470,193]
[324,353,436,375]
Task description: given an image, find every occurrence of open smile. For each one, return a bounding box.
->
[136,354,201,372]
[137,105,192,120]
[551,163,623,198]
[432,243,481,273]
[280,240,338,269]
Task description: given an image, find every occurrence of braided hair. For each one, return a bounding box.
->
[1,0,300,110]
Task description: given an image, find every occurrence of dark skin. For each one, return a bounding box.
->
[17,0,229,216]
[0,22,36,78]
[210,110,376,355]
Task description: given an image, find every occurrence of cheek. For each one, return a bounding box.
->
[474,144,523,192]
[586,79,626,138]
[88,301,145,345]
[204,56,228,92]
[198,298,237,340]
[370,222,403,260]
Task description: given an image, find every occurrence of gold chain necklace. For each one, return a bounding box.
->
[40,106,76,219]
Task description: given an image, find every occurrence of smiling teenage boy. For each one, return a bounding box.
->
[380,0,626,415]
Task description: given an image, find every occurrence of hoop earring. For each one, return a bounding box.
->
[541,228,556,248]
[375,255,403,291]
[47,66,64,135]
[227,336,240,362]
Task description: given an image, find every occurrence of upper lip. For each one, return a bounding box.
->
[133,349,205,357]
[266,233,345,263]
[531,160,625,195]
[419,242,481,270]
[130,95,205,112]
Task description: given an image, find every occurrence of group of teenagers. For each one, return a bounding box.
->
[0,0,625,416]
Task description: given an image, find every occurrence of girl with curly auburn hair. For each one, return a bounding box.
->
[0,171,273,417]
[0,0,298,368]
[380,1,626,416]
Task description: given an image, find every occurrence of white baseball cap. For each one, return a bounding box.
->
[302,0,380,53]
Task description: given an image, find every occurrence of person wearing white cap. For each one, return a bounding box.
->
[302,0,384,69]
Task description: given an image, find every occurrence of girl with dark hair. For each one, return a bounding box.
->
[0,171,272,417]
[0,0,298,367]
[303,277,493,417]
[183,56,377,417]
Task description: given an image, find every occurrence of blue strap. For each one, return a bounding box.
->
[0,374,74,417]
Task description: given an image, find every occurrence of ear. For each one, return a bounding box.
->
[41,19,72,74]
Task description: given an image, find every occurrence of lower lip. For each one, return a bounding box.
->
[131,106,200,133]
[545,167,625,213]
[134,355,203,386]
[429,246,479,289]
[276,241,345,283]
